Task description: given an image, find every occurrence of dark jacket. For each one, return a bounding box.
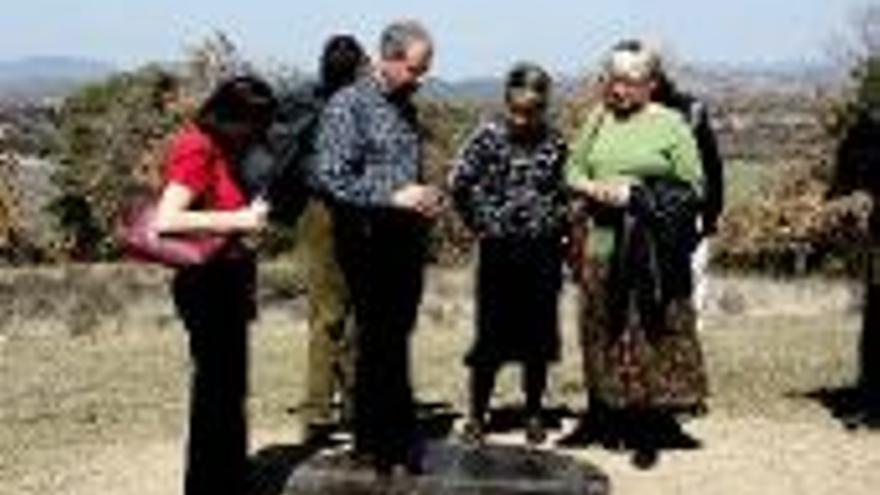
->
[449,117,568,239]
[262,81,328,224]
[830,109,880,237]
[606,177,701,336]
[661,91,724,236]
[313,75,424,209]
[831,109,880,197]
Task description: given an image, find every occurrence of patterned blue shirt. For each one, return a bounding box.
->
[313,75,423,208]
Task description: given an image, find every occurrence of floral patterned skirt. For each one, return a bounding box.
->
[576,257,708,411]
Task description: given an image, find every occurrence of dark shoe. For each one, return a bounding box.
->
[843,409,880,429]
[654,414,702,450]
[691,401,709,417]
[303,422,336,446]
[525,416,547,446]
[661,427,702,449]
[627,411,661,468]
[404,443,425,476]
[864,411,880,428]
[372,456,394,479]
[332,449,379,477]
[631,447,660,470]
[461,418,486,446]
[557,413,625,450]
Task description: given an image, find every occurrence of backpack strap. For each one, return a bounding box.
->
[686,99,704,130]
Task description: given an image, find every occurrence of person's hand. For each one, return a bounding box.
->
[700,218,718,238]
[596,180,631,207]
[418,185,446,219]
[391,184,445,219]
[574,179,631,207]
[236,197,270,232]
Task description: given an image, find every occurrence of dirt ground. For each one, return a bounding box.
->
[2,269,880,494]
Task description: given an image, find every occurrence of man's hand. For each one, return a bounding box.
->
[391,183,445,219]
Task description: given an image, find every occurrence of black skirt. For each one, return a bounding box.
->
[466,235,563,367]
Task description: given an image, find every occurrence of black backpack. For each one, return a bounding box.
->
[832,109,880,197]
[262,81,327,225]
[663,92,725,235]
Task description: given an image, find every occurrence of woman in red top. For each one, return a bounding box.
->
[154,76,276,495]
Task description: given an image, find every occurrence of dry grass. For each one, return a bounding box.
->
[1,266,879,494]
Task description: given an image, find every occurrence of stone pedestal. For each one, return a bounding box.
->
[284,441,609,495]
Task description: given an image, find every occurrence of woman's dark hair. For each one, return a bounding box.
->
[149,69,180,112]
[320,34,367,95]
[194,75,278,146]
[611,38,645,55]
[505,62,552,109]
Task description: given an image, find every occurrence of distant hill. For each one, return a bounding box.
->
[421,61,844,102]
[0,56,116,101]
[422,76,582,102]
[672,61,846,99]
[0,54,841,104]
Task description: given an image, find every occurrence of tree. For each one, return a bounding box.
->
[713,3,880,275]
[48,32,249,260]
[49,66,182,259]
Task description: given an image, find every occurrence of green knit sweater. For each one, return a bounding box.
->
[566,103,704,261]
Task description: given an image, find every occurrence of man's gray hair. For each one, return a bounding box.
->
[380,20,433,60]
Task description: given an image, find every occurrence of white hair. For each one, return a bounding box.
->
[604,40,662,81]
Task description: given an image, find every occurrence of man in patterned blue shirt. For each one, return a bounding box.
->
[313,19,443,477]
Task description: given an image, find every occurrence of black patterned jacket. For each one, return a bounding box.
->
[313,75,422,208]
[449,118,568,239]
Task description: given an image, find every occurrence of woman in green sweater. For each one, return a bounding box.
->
[565,41,708,468]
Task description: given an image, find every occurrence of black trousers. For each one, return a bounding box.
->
[333,206,428,465]
[172,255,256,495]
[862,282,880,410]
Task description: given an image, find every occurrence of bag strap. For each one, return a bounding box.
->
[201,141,224,209]
[569,106,607,217]
[578,106,607,162]
[566,107,607,284]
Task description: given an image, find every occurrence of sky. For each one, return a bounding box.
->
[0,0,874,79]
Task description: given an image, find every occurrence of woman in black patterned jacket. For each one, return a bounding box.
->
[449,62,568,446]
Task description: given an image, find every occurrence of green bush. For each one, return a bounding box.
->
[49,66,183,260]
[712,21,880,276]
